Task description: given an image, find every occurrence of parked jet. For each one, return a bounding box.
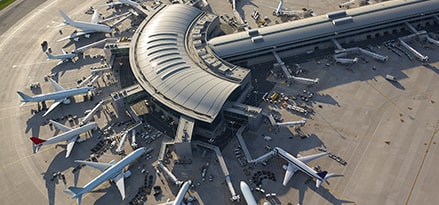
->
[103,0,139,8]
[158,180,192,205]
[30,120,98,158]
[45,48,77,64]
[273,147,342,187]
[57,9,112,42]
[273,0,285,16]
[240,181,257,205]
[65,147,147,205]
[17,78,95,117]
[272,0,312,17]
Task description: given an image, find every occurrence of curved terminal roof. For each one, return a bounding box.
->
[130,5,240,123]
[208,0,439,59]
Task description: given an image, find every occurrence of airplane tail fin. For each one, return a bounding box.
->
[30,137,46,145]
[17,91,32,102]
[59,10,74,24]
[64,187,84,205]
[316,171,343,188]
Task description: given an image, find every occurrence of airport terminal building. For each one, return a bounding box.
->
[128,0,439,142]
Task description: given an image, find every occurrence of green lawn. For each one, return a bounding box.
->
[0,0,16,11]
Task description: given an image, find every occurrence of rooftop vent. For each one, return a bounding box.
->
[332,16,353,25]
[327,10,347,19]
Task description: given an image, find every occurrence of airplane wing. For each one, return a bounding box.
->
[74,160,113,172]
[50,120,71,132]
[65,135,78,158]
[113,172,126,199]
[297,152,327,164]
[42,99,64,117]
[283,162,298,186]
[91,8,100,24]
[48,78,65,92]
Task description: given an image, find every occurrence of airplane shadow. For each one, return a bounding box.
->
[312,93,340,107]
[275,131,324,157]
[41,152,78,205]
[424,63,439,75]
[387,80,405,90]
[24,106,46,137]
[288,172,355,205]
[41,130,100,204]
[92,185,124,205]
[50,55,102,77]
[61,33,107,49]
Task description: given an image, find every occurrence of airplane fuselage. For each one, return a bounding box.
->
[275,147,324,181]
[43,122,98,146]
[72,147,146,198]
[240,181,257,205]
[21,87,94,103]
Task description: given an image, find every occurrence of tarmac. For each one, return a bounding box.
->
[0,0,438,205]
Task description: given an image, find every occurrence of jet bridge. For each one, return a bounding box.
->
[399,37,429,62]
[158,161,183,186]
[250,150,276,164]
[427,36,439,46]
[116,131,129,154]
[276,120,306,127]
[80,99,109,126]
[195,141,240,201]
[226,176,240,201]
[358,48,388,62]
[333,47,388,63]
[235,125,253,163]
[272,50,319,85]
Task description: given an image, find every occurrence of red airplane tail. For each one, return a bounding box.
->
[30,137,46,145]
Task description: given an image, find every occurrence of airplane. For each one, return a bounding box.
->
[273,0,285,16]
[272,0,312,17]
[17,78,95,117]
[45,48,77,64]
[102,0,139,8]
[57,9,112,42]
[240,181,257,205]
[30,120,98,158]
[158,180,192,205]
[272,147,342,188]
[64,147,147,205]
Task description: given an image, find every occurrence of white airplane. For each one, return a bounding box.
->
[30,120,98,158]
[17,78,95,117]
[240,181,257,205]
[45,48,77,64]
[272,0,310,17]
[273,147,342,188]
[65,147,146,205]
[158,180,192,205]
[103,0,139,8]
[57,9,112,42]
